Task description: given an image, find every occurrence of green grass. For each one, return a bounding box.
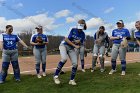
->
[0,62,140,93]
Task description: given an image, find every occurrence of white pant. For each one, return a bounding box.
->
[59,44,78,67]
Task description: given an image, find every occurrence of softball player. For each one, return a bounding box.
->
[53,19,86,85]
[75,20,86,72]
[75,43,86,72]
[135,21,140,51]
[91,26,109,72]
[0,25,29,84]
[109,20,130,75]
[30,25,48,78]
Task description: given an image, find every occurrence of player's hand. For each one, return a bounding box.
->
[120,37,128,48]
[116,36,123,39]
[74,40,81,44]
[74,45,80,49]
[27,46,32,50]
[95,39,101,44]
[35,42,43,45]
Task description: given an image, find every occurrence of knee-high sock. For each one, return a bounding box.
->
[54,61,65,76]
[11,61,20,80]
[111,60,116,70]
[92,56,97,69]
[121,60,126,71]
[36,63,40,74]
[0,62,10,81]
[70,66,77,80]
[81,59,84,69]
[99,57,104,69]
[42,63,46,72]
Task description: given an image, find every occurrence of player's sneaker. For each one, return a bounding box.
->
[37,74,42,78]
[100,69,105,72]
[0,81,4,84]
[121,71,125,76]
[42,72,46,77]
[15,79,21,82]
[109,69,116,74]
[91,69,94,72]
[81,69,86,72]
[54,76,60,84]
[91,68,96,72]
[69,80,77,85]
[138,73,140,76]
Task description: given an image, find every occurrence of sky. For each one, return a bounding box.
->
[0,0,140,36]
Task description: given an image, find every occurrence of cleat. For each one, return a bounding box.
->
[37,74,42,78]
[0,81,4,84]
[100,69,105,72]
[91,69,94,72]
[81,69,86,72]
[69,80,77,85]
[109,69,116,74]
[42,72,46,77]
[54,76,60,84]
[121,71,125,76]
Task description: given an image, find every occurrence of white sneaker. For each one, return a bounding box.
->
[138,74,140,76]
[100,69,105,72]
[81,69,86,72]
[0,81,4,84]
[54,76,60,84]
[37,74,42,78]
[69,80,77,85]
[42,72,46,77]
[109,69,116,74]
[91,69,94,72]
[121,71,125,76]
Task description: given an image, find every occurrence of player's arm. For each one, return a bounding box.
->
[105,34,110,48]
[43,42,48,45]
[64,37,80,48]
[94,32,98,43]
[16,35,29,48]
[0,41,3,50]
[65,28,80,48]
[43,36,49,45]
[136,39,140,46]
[19,40,28,48]
[0,34,3,50]
[30,34,40,46]
[110,36,120,40]
[30,41,39,45]
[110,30,120,40]
[125,29,131,40]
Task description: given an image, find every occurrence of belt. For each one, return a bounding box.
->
[4,48,17,50]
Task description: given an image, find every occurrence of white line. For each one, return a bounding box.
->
[9,63,92,74]
[9,60,140,74]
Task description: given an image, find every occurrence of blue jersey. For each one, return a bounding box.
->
[112,28,130,44]
[63,28,85,46]
[31,33,48,49]
[0,33,20,50]
[134,30,140,41]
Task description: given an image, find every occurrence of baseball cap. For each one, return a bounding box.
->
[116,20,124,24]
[35,25,42,29]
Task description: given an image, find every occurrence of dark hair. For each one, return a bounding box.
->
[99,26,105,30]
[6,25,12,29]
[136,20,140,24]
[78,19,86,24]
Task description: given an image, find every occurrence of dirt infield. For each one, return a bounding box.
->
[0,52,140,75]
